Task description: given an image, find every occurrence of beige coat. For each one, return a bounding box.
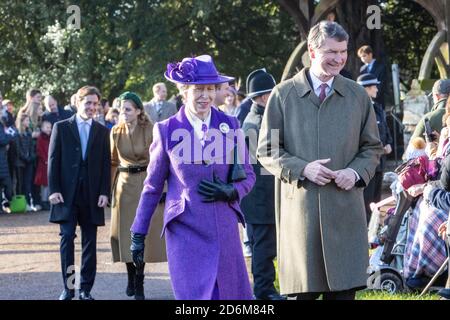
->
[257,68,383,294]
[110,121,167,263]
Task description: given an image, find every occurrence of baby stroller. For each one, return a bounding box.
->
[367,189,413,294]
[367,157,447,294]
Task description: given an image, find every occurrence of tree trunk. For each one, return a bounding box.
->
[335,0,384,79]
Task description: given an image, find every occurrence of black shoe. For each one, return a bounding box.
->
[256,292,287,300]
[59,289,75,300]
[438,288,450,299]
[79,291,95,300]
[134,274,145,300]
[126,263,136,297]
[41,201,50,211]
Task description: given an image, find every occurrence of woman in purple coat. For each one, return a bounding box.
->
[130,55,255,300]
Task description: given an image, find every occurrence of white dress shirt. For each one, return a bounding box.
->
[185,107,211,144]
[76,114,92,158]
[76,114,93,133]
[309,70,334,98]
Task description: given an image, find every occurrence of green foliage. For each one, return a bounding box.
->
[382,0,438,86]
[0,0,440,107]
[0,0,298,106]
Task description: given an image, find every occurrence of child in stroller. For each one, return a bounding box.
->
[367,162,447,294]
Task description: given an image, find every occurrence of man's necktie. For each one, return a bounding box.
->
[80,122,89,159]
[157,102,163,117]
[319,83,328,103]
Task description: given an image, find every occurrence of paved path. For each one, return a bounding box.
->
[0,209,174,300]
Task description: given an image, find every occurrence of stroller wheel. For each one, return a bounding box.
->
[373,271,404,294]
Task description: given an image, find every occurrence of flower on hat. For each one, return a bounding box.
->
[167,58,198,83]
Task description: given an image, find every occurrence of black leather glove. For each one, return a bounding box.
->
[198,173,239,203]
[130,232,145,269]
[159,192,167,204]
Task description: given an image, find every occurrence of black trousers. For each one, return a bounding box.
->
[292,288,356,300]
[364,171,383,224]
[59,203,97,292]
[0,175,12,203]
[16,163,33,203]
[246,223,277,298]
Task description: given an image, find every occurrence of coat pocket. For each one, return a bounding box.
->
[228,201,246,227]
[160,198,186,238]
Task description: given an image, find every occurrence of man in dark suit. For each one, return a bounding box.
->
[241,69,284,300]
[358,45,386,107]
[48,86,111,300]
[42,95,73,126]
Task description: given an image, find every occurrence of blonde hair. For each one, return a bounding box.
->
[152,82,166,96]
[411,137,426,150]
[17,103,41,129]
[357,45,373,57]
[16,113,30,134]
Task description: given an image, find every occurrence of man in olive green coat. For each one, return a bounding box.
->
[410,79,450,141]
[257,21,383,300]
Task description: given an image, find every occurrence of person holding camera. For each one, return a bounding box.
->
[411,79,450,142]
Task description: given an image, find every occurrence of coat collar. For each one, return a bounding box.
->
[68,115,80,144]
[293,68,346,100]
[250,102,265,115]
[167,106,234,153]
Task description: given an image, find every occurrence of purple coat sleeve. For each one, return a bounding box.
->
[131,123,169,235]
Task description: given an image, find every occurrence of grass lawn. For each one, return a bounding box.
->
[356,291,440,300]
[272,261,442,300]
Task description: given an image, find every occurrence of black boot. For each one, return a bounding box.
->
[135,263,145,300]
[126,263,136,297]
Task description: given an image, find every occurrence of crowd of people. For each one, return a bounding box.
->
[393,79,450,299]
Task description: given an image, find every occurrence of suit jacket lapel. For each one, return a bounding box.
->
[68,115,81,145]
[86,120,99,157]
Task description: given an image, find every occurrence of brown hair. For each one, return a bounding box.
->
[26,88,41,100]
[105,108,119,123]
[307,21,349,50]
[77,86,101,102]
[443,112,450,127]
[119,99,150,125]
[357,45,373,57]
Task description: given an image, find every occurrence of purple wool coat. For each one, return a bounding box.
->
[131,106,255,300]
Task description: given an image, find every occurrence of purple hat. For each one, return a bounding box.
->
[164,55,234,85]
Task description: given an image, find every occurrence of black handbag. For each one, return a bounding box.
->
[228,144,247,183]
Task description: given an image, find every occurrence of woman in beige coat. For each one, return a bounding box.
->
[110,92,166,300]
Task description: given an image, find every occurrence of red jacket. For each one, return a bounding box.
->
[34,132,50,186]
